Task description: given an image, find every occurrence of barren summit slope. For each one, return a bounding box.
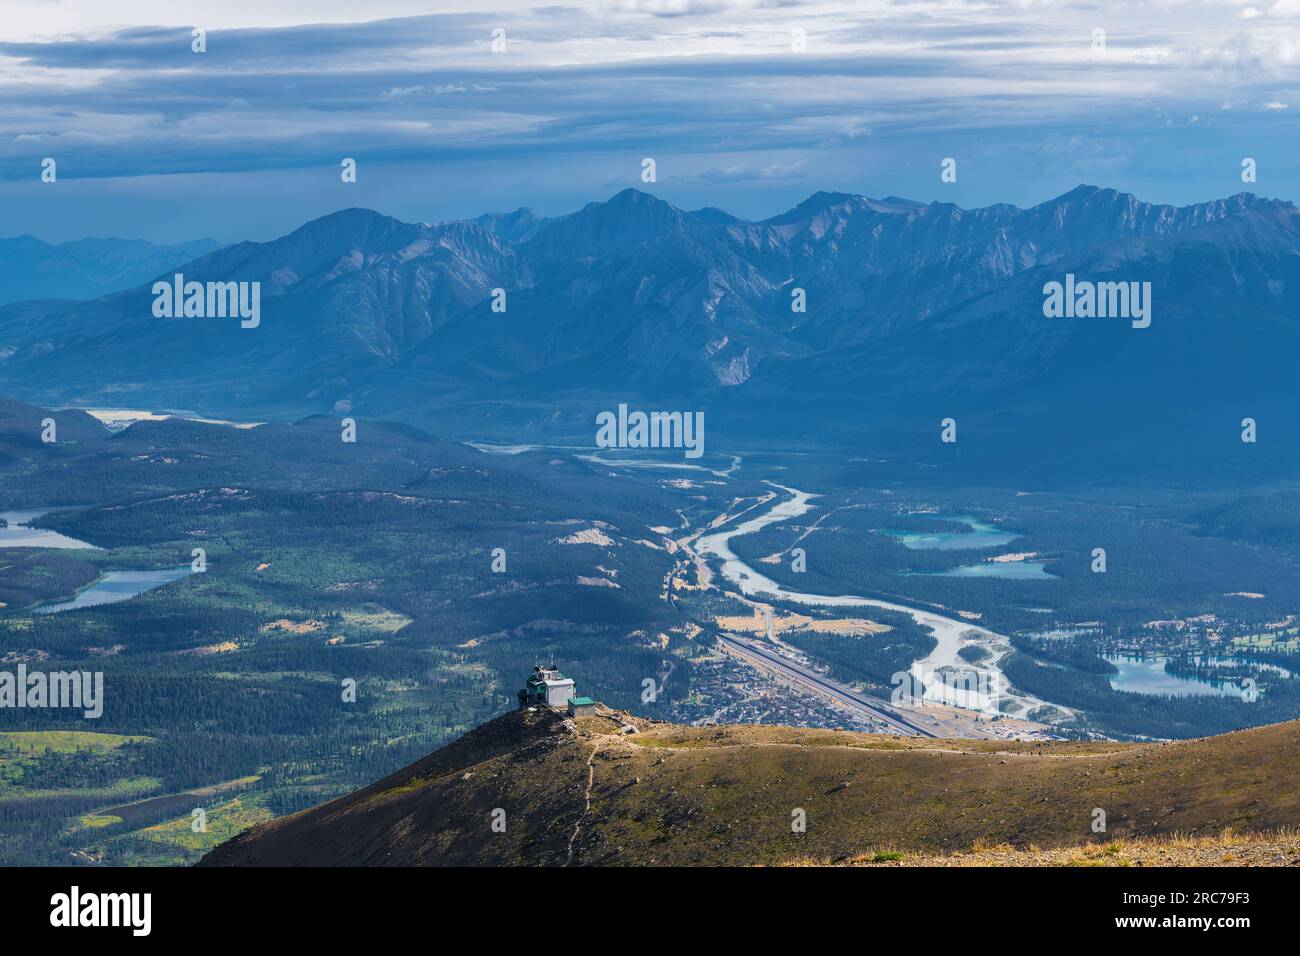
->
[200,709,1300,867]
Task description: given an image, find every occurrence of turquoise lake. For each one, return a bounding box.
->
[881,514,1022,551]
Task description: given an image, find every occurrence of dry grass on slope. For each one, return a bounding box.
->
[787,829,1300,867]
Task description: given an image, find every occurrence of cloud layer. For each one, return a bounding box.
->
[2,0,1299,241]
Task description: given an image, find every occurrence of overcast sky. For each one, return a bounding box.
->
[2,0,1299,242]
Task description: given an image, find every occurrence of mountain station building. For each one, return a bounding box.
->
[518,665,577,709]
[567,696,597,717]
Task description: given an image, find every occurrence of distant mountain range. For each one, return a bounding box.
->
[3,186,1299,477]
[0,235,220,307]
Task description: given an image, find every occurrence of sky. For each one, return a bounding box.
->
[2,0,1300,242]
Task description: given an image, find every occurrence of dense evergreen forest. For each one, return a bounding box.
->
[5,399,1300,862]
[0,407,756,864]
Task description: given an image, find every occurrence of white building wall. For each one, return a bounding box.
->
[545,679,575,707]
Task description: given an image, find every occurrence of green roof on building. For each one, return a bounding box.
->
[570,697,596,706]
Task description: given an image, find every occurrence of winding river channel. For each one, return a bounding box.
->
[694,485,1071,722]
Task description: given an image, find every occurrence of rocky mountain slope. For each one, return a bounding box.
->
[199,706,1300,867]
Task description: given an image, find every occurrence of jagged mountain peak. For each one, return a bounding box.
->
[167,207,450,296]
[1052,183,1121,202]
[278,207,422,248]
[687,206,744,225]
[1039,184,1291,221]
[763,190,862,225]
[473,207,547,242]
[762,190,931,228]
[525,188,690,257]
[1011,183,1298,250]
[604,186,674,208]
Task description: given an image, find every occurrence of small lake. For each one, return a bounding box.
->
[1104,655,1248,698]
[0,510,98,550]
[904,560,1058,580]
[33,568,193,614]
[880,514,1022,551]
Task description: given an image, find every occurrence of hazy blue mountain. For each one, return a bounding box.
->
[0,396,106,471]
[472,207,549,242]
[687,206,744,225]
[0,235,221,306]
[1,186,1298,476]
